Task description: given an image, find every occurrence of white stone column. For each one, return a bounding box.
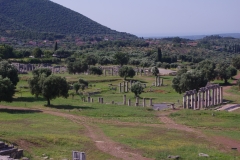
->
[119,83,122,93]
[143,98,146,107]
[183,95,187,109]
[149,98,153,106]
[220,86,223,104]
[198,92,201,109]
[205,90,209,107]
[123,95,126,105]
[186,95,190,109]
[155,76,158,86]
[128,99,131,106]
[191,93,194,109]
[217,87,220,105]
[136,97,139,106]
[211,88,214,106]
[201,91,205,108]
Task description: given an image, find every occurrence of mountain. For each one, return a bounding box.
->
[0,0,136,39]
[144,33,240,40]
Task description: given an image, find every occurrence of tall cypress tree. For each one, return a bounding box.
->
[54,41,58,51]
[157,47,162,62]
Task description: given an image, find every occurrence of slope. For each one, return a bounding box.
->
[0,0,135,38]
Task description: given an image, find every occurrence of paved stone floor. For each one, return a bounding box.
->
[217,104,240,112]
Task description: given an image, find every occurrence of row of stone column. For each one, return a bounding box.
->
[104,68,115,76]
[183,85,223,109]
[119,81,147,93]
[123,95,153,107]
[154,76,163,87]
[86,95,153,107]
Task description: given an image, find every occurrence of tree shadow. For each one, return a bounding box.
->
[0,108,42,114]
[45,104,95,110]
[14,97,46,102]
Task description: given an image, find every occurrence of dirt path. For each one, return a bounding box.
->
[1,105,240,157]
[0,106,152,160]
[157,111,240,153]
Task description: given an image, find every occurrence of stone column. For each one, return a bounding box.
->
[155,76,158,86]
[136,97,139,105]
[143,98,146,107]
[198,92,201,109]
[211,88,215,106]
[130,80,133,88]
[217,86,220,105]
[111,68,114,76]
[206,89,211,107]
[126,82,129,92]
[123,95,126,105]
[158,76,161,86]
[201,91,205,108]
[186,94,190,109]
[101,97,104,104]
[183,95,187,109]
[149,98,153,106]
[123,81,126,92]
[220,86,223,104]
[91,98,94,103]
[98,97,101,103]
[88,97,91,103]
[128,99,131,106]
[214,85,218,105]
[119,83,122,93]
[191,93,194,109]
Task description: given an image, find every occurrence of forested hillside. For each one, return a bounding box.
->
[0,0,136,39]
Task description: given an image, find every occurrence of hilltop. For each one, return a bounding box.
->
[0,0,136,40]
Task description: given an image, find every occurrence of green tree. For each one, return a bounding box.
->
[79,78,88,87]
[28,68,69,105]
[119,66,135,80]
[131,82,144,97]
[0,44,14,59]
[157,47,162,62]
[195,60,216,81]
[73,83,80,93]
[0,76,15,102]
[151,66,159,77]
[29,68,52,98]
[85,54,97,66]
[54,41,58,51]
[114,52,129,66]
[232,56,240,70]
[67,61,88,74]
[0,60,19,86]
[172,70,208,94]
[216,62,236,84]
[32,47,43,58]
[89,66,103,75]
[42,76,69,106]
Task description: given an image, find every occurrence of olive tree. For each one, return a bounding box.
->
[119,66,135,80]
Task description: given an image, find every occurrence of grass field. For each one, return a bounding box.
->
[1,72,240,159]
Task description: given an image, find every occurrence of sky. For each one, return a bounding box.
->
[50,0,240,37]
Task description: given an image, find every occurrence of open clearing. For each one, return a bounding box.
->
[1,72,240,159]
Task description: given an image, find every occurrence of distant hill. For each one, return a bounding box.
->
[144,33,240,40]
[0,0,136,39]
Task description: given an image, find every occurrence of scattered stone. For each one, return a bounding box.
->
[22,157,29,160]
[199,153,209,157]
[167,155,180,159]
[43,156,49,159]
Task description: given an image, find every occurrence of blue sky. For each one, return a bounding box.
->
[50,0,240,37]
